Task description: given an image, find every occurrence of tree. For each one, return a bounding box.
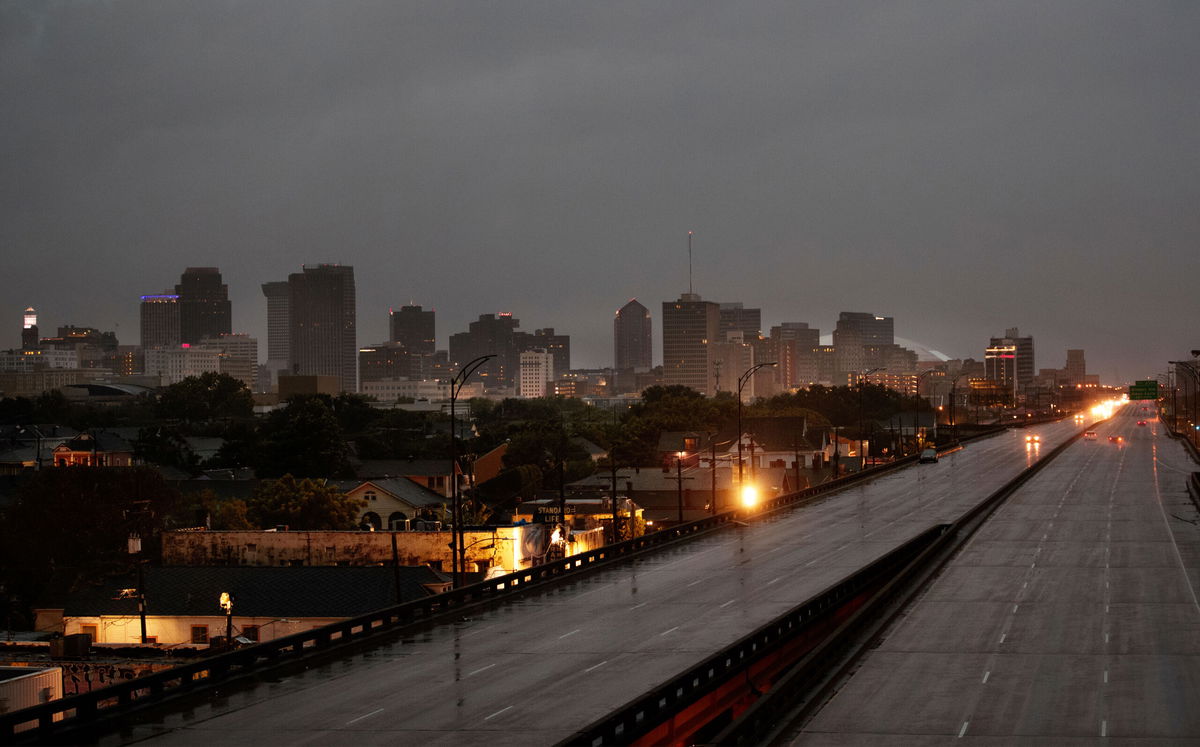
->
[246,475,365,530]
[255,396,355,478]
[156,372,253,424]
[0,467,181,626]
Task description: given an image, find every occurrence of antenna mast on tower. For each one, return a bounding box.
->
[687,231,694,295]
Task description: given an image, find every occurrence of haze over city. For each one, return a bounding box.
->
[3,2,1197,381]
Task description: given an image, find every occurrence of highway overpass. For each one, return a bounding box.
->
[101,419,1091,745]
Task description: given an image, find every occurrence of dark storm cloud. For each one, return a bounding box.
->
[2,1,1197,380]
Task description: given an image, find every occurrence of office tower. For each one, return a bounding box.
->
[448,313,522,388]
[835,312,894,346]
[614,299,652,372]
[833,312,895,385]
[359,342,418,385]
[176,267,232,345]
[389,305,436,355]
[140,294,180,349]
[530,328,570,379]
[261,281,290,383]
[707,334,755,398]
[21,307,38,349]
[1065,349,1086,383]
[986,327,1035,398]
[288,264,357,393]
[768,323,820,390]
[518,350,555,398]
[199,333,258,389]
[719,303,762,341]
[662,293,720,394]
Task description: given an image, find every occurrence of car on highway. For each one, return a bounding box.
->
[918,448,938,463]
[1084,431,1098,440]
[1024,433,1040,443]
[1137,420,1147,426]
[1108,435,1124,444]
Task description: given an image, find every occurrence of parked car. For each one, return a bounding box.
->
[919,448,938,463]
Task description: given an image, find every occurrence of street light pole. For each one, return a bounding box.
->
[736,362,777,488]
[949,372,968,443]
[912,370,936,453]
[857,368,884,470]
[449,354,495,589]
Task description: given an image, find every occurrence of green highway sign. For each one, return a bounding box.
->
[1128,380,1158,400]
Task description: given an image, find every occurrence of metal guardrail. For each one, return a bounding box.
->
[557,524,951,747]
[0,439,960,742]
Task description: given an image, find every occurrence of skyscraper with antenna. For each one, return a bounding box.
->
[662,231,719,393]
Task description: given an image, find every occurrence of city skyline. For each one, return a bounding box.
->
[3,3,1197,383]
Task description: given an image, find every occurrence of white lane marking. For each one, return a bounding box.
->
[661,626,680,636]
[1013,605,1019,614]
[766,545,785,553]
[981,671,990,684]
[1105,633,1110,643]
[958,721,969,738]
[559,629,580,639]
[1104,670,1109,683]
[630,602,647,610]
[585,660,609,673]
[346,708,385,725]
[484,705,514,721]
[1101,719,1107,737]
[720,599,736,608]
[999,633,1007,644]
[766,576,782,585]
[468,663,497,677]
[687,579,703,587]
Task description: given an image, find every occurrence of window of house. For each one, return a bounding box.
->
[191,625,209,644]
[242,625,259,642]
[80,624,98,642]
[365,491,377,502]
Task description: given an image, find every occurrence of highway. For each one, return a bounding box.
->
[790,404,1200,744]
[114,419,1084,745]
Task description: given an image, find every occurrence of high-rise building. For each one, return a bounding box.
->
[287,264,357,393]
[766,323,820,390]
[448,313,521,389]
[662,293,720,394]
[199,333,258,389]
[530,328,570,379]
[359,342,419,385]
[985,327,1035,399]
[518,350,555,399]
[1065,349,1086,383]
[140,294,180,349]
[719,303,762,342]
[176,267,232,345]
[614,299,652,372]
[261,281,290,385]
[832,312,895,385]
[389,305,436,355]
[21,307,38,350]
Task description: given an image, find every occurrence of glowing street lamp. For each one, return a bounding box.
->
[740,484,759,510]
[219,592,233,645]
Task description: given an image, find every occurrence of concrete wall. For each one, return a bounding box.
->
[63,614,333,647]
[163,528,523,574]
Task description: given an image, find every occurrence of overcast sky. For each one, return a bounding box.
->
[3,1,1197,383]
